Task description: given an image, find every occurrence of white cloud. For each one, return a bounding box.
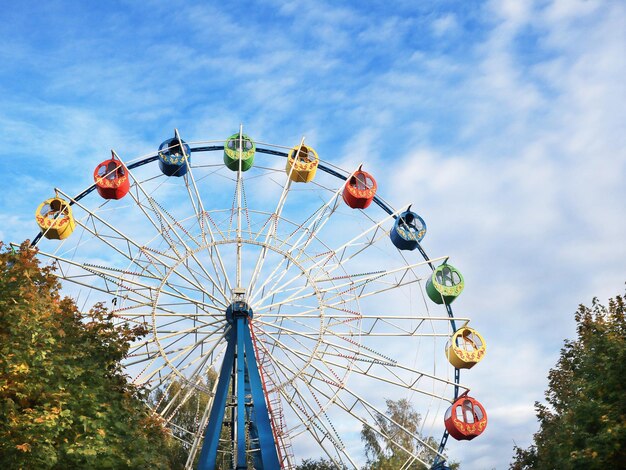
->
[432,14,458,37]
[2,1,624,468]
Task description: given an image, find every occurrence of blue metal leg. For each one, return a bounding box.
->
[242,319,281,469]
[236,317,247,469]
[197,328,236,470]
[196,309,281,469]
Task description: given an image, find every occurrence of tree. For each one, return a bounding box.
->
[0,242,175,469]
[153,370,233,470]
[511,290,626,469]
[361,398,458,469]
[295,457,343,469]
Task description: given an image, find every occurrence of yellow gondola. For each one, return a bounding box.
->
[286,144,319,182]
[446,327,486,369]
[35,196,75,240]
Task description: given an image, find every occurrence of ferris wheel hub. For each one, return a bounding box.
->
[225,300,253,323]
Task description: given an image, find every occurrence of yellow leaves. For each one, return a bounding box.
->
[15,443,31,452]
[10,363,30,374]
[97,428,106,437]
[33,407,61,423]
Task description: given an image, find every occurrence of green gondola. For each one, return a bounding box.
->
[224,133,255,171]
[426,263,464,304]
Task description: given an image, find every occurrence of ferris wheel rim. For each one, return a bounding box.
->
[24,137,466,469]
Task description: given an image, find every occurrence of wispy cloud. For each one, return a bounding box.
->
[1,0,624,468]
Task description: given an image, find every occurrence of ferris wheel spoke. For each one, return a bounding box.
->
[324,279,422,309]
[42,250,227,315]
[293,201,406,274]
[139,245,216,295]
[248,193,344,306]
[127,341,202,363]
[247,165,361,306]
[127,334,204,369]
[176,129,233,298]
[168,256,230,308]
[246,138,307,295]
[256,344,357,468]
[252,206,409,309]
[317,354,460,399]
[155,322,227,348]
[259,323,453,410]
[127,322,226,371]
[321,310,468,337]
[177,129,208,246]
[247,214,319,306]
[269,342,446,466]
[159,353,219,420]
[166,339,219,381]
[166,334,229,389]
[87,260,226,310]
[278,385,350,468]
[124,164,230,301]
[255,325,352,391]
[316,384,439,468]
[279,163,362,259]
[259,344,343,439]
[154,315,225,335]
[257,320,389,367]
[258,304,321,319]
[44,258,153,307]
[124,169,187,258]
[260,316,462,395]
[54,188,178,273]
[255,254,444,318]
[320,381,445,466]
[138,334,226,393]
[252,288,319,313]
[54,187,229,305]
[230,124,247,289]
[130,321,224,356]
[313,254,444,286]
[184,382,218,468]
[286,392,356,469]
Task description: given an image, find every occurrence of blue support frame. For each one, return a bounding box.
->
[197,310,280,470]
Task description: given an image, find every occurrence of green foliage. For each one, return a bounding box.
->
[153,371,233,469]
[360,398,458,470]
[0,242,175,469]
[511,291,626,469]
[296,457,344,469]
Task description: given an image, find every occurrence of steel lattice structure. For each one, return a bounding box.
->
[21,128,485,469]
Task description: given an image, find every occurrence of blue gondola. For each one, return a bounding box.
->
[390,207,426,250]
[158,135,191,177]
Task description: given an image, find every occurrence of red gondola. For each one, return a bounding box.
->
[93,152,130,200]
[342,165,377,209]
[444,393,488,441]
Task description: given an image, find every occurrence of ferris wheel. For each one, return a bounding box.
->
[23,127,488,469]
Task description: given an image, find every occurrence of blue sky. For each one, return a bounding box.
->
[2,1,625,468]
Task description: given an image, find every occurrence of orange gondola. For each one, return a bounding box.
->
[342,166,377,209]
[444,393,487,441]
[93,152,130,200]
